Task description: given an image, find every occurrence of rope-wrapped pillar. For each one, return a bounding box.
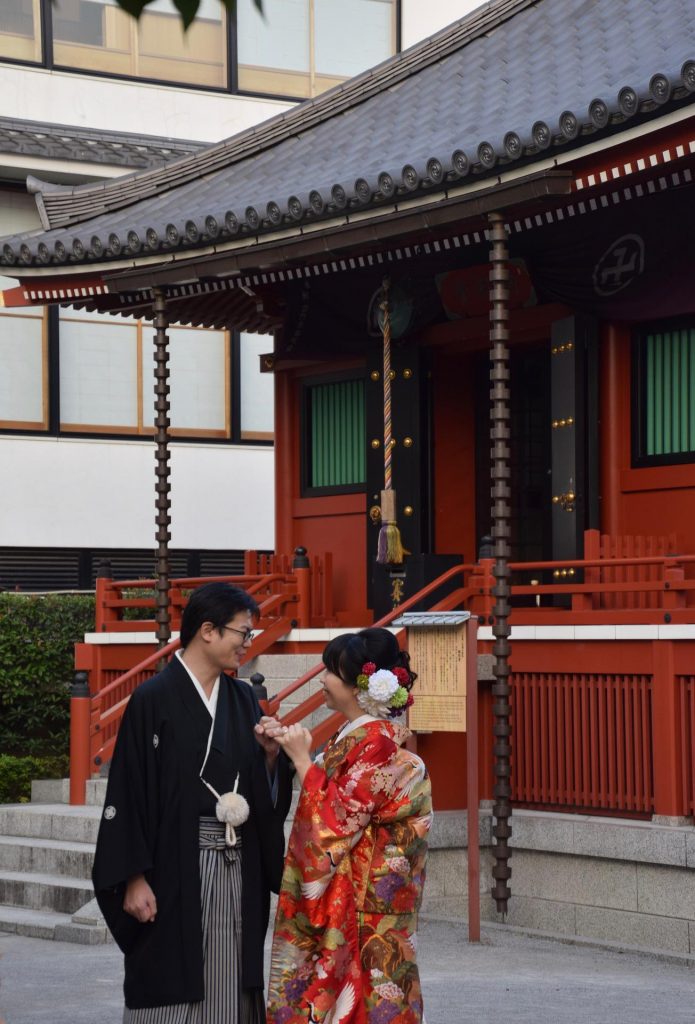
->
[488,211,512,914]
[153,288,171,649]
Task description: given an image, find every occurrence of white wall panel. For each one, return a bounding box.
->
[0,315,44,422]
[0,65,291,144]
[401,0,484,48]
[239,332,274,436]
[0,436,274,549]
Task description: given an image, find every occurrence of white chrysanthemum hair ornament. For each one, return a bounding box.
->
[355,662,414,719]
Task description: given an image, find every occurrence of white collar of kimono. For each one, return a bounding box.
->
[175,648,220,784]
[176,652,247,843]
[314,713,379,766]
[335,714,379,742]
[175,648,220,719]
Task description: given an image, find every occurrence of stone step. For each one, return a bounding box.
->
[31,778,70,804]
[0,903,73,940]
[0,903,111,944]
[85,778,107,806]
[30,777,109,807]
[0,804,101,844]
[0,835,95,878]
[0,869,94,914]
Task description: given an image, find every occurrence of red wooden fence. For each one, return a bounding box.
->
[511,671,653,814]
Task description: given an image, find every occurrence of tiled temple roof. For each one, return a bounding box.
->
[2,0,694,272]
[0,116,204,171]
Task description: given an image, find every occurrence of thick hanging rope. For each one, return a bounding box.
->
[376,277,406,565]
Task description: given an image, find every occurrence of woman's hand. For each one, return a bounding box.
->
[276,723,313,783]
[124,874,157,923]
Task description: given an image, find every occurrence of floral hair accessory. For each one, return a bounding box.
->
[356,662,413,719]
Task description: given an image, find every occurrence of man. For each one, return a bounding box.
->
[92,582,292,1023]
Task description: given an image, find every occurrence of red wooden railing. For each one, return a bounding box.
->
[266,564,480,748]
[71,534,695,816]
[71,552,334,801]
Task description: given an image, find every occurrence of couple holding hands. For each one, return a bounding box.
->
[93,583,432,1024]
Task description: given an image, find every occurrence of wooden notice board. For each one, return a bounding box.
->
[406,621,467,732]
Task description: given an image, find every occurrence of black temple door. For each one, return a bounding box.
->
[550,316,599,567]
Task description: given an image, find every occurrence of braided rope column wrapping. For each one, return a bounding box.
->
[488,212,512,914]
[382,279,393,493]
[153,289,171,649]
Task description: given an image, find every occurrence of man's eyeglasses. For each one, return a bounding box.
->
[222,625,255,644]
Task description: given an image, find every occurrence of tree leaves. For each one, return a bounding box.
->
[101,0,264,31]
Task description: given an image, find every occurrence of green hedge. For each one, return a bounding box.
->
[0,754,71,804]
[0,594,95,776]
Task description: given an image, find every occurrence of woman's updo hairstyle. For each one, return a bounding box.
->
[323,626,416,692]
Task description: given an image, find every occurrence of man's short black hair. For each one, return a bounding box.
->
[180,582,259,647]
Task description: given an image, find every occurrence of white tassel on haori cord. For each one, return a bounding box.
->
[209,772,250,847]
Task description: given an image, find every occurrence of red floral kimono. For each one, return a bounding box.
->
[267,718,433,1024]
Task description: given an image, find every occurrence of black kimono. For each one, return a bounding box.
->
[92,655,292,1010]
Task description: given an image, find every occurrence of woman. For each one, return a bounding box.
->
[266,627,433,1024]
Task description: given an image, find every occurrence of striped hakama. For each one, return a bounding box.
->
[124,818,263,1024]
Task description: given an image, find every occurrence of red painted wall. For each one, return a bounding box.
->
[600,324,695,547]
[273,363,370,622]
[431,349,478,561]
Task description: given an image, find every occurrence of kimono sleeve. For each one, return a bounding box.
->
[247,689,293,893]
[91,688,159,952]
[295,732,399,881]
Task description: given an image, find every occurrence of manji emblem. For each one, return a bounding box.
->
[593,233,645,296]
[104,805,116,820]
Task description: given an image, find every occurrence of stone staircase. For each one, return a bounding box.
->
[0,778,109,943]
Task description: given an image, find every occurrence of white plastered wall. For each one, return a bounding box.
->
[0,65,291,144]
[401,0,485,48]
[0,435,274,549]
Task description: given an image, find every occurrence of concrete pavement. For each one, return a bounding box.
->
[1,918,695,1023]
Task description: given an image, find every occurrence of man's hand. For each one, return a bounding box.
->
[254,715,285,766]
[124,874,157,923]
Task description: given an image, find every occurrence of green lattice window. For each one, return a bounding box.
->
[304,377,365,492]
[635,325,695,464]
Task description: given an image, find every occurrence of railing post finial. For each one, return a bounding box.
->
[250,672,270,715]
[293,546,310,569]
[478,535,494,560]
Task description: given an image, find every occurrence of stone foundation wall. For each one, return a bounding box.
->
[422,809,695,956]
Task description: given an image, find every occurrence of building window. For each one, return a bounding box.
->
[0,286,48,430]
[52,0,227,89]
[142,324,230,437]
[633,323,695,465]
[0,0,41,63]
[302,375,365,494]
[59,308,232,437]
[59,310,140,432]
[3,0,399,98]
[237,0,397,98]
[238,332,274,440]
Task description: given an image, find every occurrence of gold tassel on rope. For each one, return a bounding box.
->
[376,277,407,566]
